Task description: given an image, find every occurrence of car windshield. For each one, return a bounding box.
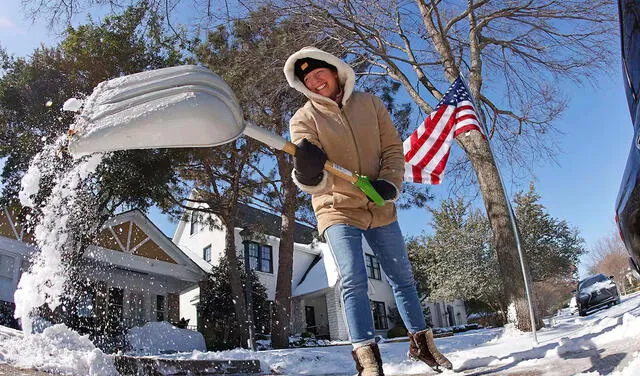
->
[579,274,609,290]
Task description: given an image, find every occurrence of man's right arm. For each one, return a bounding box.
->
[289,110,333,195]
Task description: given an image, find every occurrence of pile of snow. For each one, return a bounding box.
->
[487,323,527,344]
[126,321,206,355]
[593,313,640,344]
[0,324,117,375]
[611,352,640,376]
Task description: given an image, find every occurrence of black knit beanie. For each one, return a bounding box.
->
[294,57,337,82]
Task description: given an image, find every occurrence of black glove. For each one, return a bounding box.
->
[369,179,399,202]
[294,139,328,186]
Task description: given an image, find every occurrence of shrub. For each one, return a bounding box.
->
[386,326,408,338]
[300,331,314,338]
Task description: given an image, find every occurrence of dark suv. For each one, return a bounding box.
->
[575,274,621,316]
[615,0,640,273]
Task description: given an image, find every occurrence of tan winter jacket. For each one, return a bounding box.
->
[284,47,405,234]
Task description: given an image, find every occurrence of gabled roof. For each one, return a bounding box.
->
[236,204,317,244]
[0,206,35,246]
[172,201,317,245]
[88,209,208,282]
[294,243,339,296]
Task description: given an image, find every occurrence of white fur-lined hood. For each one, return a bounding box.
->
[284,46,356,107]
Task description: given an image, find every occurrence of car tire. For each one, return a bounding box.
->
[579,310,586,316]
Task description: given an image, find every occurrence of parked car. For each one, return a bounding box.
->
[615,0,640,273]
[574,274,621,316]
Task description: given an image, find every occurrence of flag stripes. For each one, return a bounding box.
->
[403,78,484,184]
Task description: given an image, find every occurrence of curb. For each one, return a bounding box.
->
[114,355,261,375]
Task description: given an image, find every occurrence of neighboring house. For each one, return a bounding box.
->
[176,203,467,341]
[0,207,36,327]
[0,208,208,343]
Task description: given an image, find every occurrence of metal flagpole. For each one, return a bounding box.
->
[458,75,539,344]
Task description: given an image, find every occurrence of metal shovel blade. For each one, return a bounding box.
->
[68,65,245,157]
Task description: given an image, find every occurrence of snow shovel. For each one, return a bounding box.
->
[66,65,385,206]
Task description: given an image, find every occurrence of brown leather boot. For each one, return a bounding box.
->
[351,343,385,376]
[408,329,453,371]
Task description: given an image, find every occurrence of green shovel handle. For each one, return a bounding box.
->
[283,142,385,206]
[354,175,385,207]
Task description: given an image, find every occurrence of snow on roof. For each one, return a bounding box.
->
[294,243,339,296]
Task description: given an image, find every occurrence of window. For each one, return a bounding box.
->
[189,211,201,235]
[76,290,95,318]
[107,287,124,330]
[246,242,273,273]
[128,292,145,327]
[0,254,15,279]
[365,254,381,280]
[156,295,165,321]
[203,245,212,262]
[0,255,15,302]
[371,301,388,330]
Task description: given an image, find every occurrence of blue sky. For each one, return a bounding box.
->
[0,1,631,275]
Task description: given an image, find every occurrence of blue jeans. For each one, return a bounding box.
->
[324,221,426,342]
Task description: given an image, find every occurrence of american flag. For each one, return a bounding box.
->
[403,77,484,184]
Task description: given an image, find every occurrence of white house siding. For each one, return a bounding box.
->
[78,267,185,327]
[0,251,21,303]
[179,285,200,328]
[424,299,467,328]
[0,237,33,303]
[175,215,227,268]
[325,287,349,340]
[451,299,468,326]
[367,277,396,335]
[299,294,330,337]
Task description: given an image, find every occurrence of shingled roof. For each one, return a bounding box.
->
[235,204,317,245]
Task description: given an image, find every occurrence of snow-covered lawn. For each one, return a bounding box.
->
[2,292,640,375]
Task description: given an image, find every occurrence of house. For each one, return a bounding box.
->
[0,207,208,346]
[175,203,467,341]
[0,207,36,328]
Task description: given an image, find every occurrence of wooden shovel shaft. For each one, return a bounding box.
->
[282,141,358,184]
[244,124,359,184]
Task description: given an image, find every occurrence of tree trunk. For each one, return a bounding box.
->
[271,152,297,348]
[223,220,250,347]
[456,132,543,331]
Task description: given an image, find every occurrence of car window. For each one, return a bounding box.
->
[579,274,608,290]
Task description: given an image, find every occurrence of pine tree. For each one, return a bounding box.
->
[514,183,584,282]
[408,198,504,314]
[197,257,270,350]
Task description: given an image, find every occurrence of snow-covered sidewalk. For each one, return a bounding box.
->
[2,293,640,375]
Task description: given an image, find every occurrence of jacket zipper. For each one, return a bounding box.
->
[339,109,361,173]
[340,107,374,229]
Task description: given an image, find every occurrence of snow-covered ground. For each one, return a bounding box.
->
[2,292,640,375]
